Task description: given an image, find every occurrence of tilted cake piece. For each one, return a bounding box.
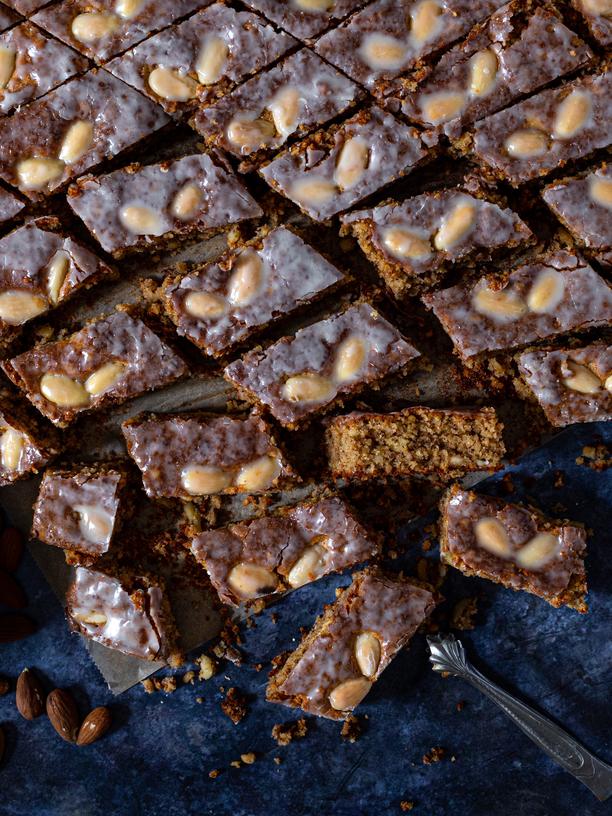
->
[66,565,183,665]
[32,463,131,563]
[224,303,421,429]
[162,226,345,358]
[67,153,262,258]
[122,411,296,500]
[516,343,611,427]
[107,3,295,117]
[326,406,505,481]
[191,496,379,606]
[0,388,60,486]
[422,250,612,361]
[259,106,429,222]
[267,567,438,719]
[439,484,588,612]
[240,0,367,40]
[341,189,532,298]
[0,186,23,225]
[0,69,169,201]
[2,310,188,427]
[569,0,611,47]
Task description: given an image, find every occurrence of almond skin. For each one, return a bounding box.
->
[16,668,45,720]
[46,689,80,743]
[0,613,35,642]
[77,706,111,746]
[0,570,27,609]
[0,527,23,572]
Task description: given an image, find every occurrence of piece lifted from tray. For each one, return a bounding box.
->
[191,496,379,607]
[439,484,588,612]
[0,388,60,486]
[267,567,439,719]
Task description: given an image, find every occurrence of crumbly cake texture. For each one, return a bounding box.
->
[190,496,379,607]
[224,303,421,428]
[325,406,505,480]
[542,164,612,269]
[0,21,89,115]
[340,189,532,299]
[241,0,367,40]
[107,3,296,117]
[266,568,438,719]
[466,68,611,187]
[1,310,188,427]
[162,226,345,358]
[32,0,207,63]
[570,0,611,47]
[395,1,593,141]
[0,216,115,345]
[67,154,262,258]
[31,463,131,560]
[439,484,588,612]
[0,186,23,224]
[516,343,612,427]
[422,249,612,361]
[0,388,60,486]
[122,411,296,500]
[259,106,429,222]
[66,565,184,665]
[314,0,504,94]
[0,69,169,201]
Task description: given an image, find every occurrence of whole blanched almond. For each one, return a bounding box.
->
[0,570,27,609]
[287,543,327,588]
[115,0,144,18]
[40,373,89,408]
[46,689,80,743]
[354,632,381,678]
[184,291,226,319]
[360,33,407,70]
[119,204,165,236]
[268,86,301,137]
[196,37,228,86]
[46,251,70,305]
[563,361,601,394]
[515,532,559,569]
[334,136,369,191]
[473,287,526,321]
[333,336,367,382]
[227,562,278,599]
[329,677,372,711]
[382,226,432,260]
[227,118,275,153]
[58,120,94,164]
[0,290,47,326]
[291,177,336,206]
[71,12,118,43]
[294,0,333,8]
[589,175,612,208]
[16,158,65,191]
[77,706,111,746]
[468,48,498,97]
[281,373,335,403]
[552,90,591,140]
[84,361,127,397]
[504,128,548,159]
[0,46,16,90]
[16,668,45,720]
[147,66,196,102]
[0,527,24,572]
[474,517,511,557]
[420,91,465,124]
[0,613,35,643]
[433,201,476,251]
[181,465,232,495]
[526,269,565,313]
[410,0,443,45]
[581,0,612,11]
[171,183,202,221]
[234,454,281,492]
[227,250,263,306]
[1,427,25,472]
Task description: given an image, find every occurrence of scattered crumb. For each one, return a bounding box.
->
[450,597,478,630]
[160,676,177,694]
[253,663,264,672]
[400,802,415,812]
[0,677,10,695]
[141,678,155,694]
[213,641,243,665]
[500,473,515,494]
[340,715,362,743]
[196,654,217,680]
[576,444,610,470]
[450,755,457,762]
[421,539,432,552]
[456,701,465,712]
[272,718,308,746]
[230,760,241,768]
[422,746,446,765]
[196,697,204,704]
[271,612,278,625]
[241,752,256,765]
[209,769,220,779]
[553,470,565,488]
[273,756,282,765]
[182,670,196,685]
[221,687,248,724]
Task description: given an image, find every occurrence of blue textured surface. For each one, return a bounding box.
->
[1,423,611,816]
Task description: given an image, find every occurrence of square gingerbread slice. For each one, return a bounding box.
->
[439,484,588,612]
[106,3,296,117]
[266,567,438,719]
[516,343,611,427]
[224,303,421,429]
[569,0,611,47]
[2,310,188,427]
[122,411,296,500]
[326,406,505,481]
[162,226,345,358]
[240,0,367,40]
[0,388,60,485]
[340,189,532,299]
[0,4,19,33]
[66,565,184,665]
[0,68,169,201]
[67,153,262,258]
[190,496,379,607]
[422,249,612,362]
[2,0,48,13]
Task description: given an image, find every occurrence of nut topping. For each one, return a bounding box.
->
[294,0,334,8]
[562,361,601,394]
[0,46,16,90]
[234,454,281,492]
[227,118,275,153]
[40,373,90,408]
[526,269,565,314]
[515,532,559,569]
[16,157,65,191]
[0,290,47,325]
[433,200,476,251]
[227,250,263,306]
[115,0,144,18]
[181,465,232,495]
[410,0,443,45]
[329,677,372,711]
[504,128,548,159]
[287,543,327,588]
[605,374,612,393]
[552,90,591,140]
[171,183,202,221]
[360,34,407,70]
[474,517,511,557]
[119,204,165,236]
[227,562,278,600]
[382,226,432,260]
[589,175,612,208]
[473,288,526,321]
[268,86,301,137]
[354,632,381,678]
[74,504,114,546]
[58,121,94,164]
[196,37,229,86]
[147,67,196,102]
[468,49,498,97]
[84,361,127,396]
[71,12,119,43]
[281,373,335,403]
[291,177,336,206]
[1,427,24,471]
[74,609,108,626]
[184,291,227,320]
[420,91,465,124]
[46,251,70,305]
[334,336,367,382]
[582,0,612,12]
[334,136,369,191]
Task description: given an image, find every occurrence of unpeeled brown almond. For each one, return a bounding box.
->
[16,668,45,720]
[46,688,80,743]
[77,706,111,746]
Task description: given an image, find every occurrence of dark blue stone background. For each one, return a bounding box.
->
[1,423,610,816]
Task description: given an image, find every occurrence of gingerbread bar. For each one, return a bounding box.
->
[0,4,19,33]
[33,0,206,63]
[468,69,611,187]
[224,303,421,429]
[260,106,429,223]
[107,3,295,117]
[66,565,183,665]
[315,0,503,94]
[422,249,612,361]
[516,343,611,426]
[2,310,188,427]
[340,189,532,298]
[266,567,438,719]
[192,48,362,170]
[3,0,48,14]
[162,226,345,358]
[396,2,593,140]
[0,186,23,225]
[570,0,611,47]
[439,484,588,612]
[190,496,379,606]
[0,21,89,115]
[241,0,367,40]
[0,388,59,486]
[122,411,295,500]
[0,217,115,347]
[67,153,262,258]
[32,463,131,561]
[542,164,611,269]
[0,69,169,201]
[326,406,504,480]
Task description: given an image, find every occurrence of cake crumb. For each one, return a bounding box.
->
[230,760,241,768]
[196,654,216,680]
[196,696,204,704]
[241,752,256,765]
[182,670,195,685]
[450,597,478,630]
[209,769,220,779]
[340,715,362,743]
[0,677,10,695]
[553,470,565,488]
[422,746,446,764]
[400,802,415,812]
[272,718,308,746]
[221,687,248,724]
[274,756,282,765]
[160,676,177,693]
[456,700,465,712]
[141,678,155,694]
